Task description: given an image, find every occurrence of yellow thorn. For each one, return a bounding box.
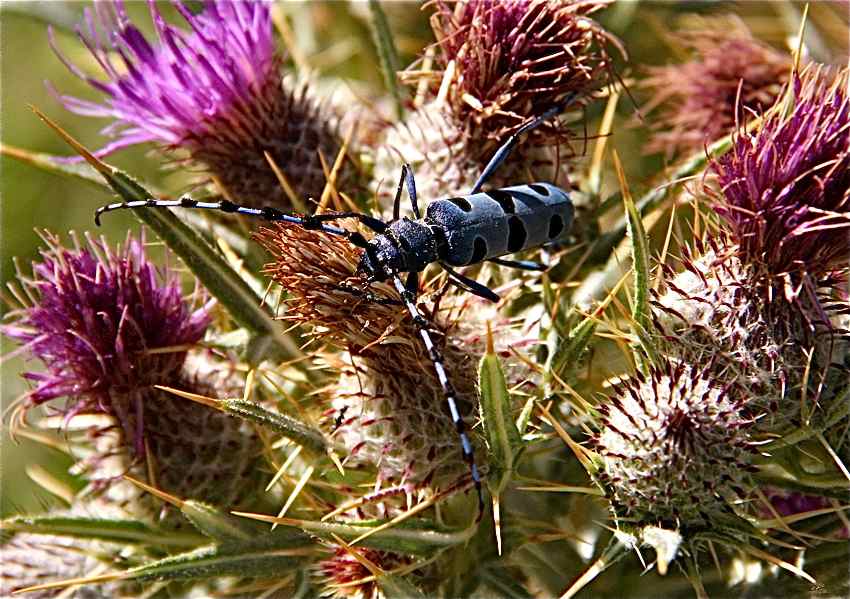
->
[123,475,185,509]
[12,572,122,595]
[154,385,223,410]
[271,465,315,530]
[270,4,309,74]
[539,404,595,473]
[25,465,74,505]
[492,493,503,556]
[485,321,494,355]
[264,150,307,213]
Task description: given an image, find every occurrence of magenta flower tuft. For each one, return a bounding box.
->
[50,0,350,207]
[2,231,211,453]
[50,0,276,156]
[710,67,850,278]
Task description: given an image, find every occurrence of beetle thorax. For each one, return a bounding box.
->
[358,218,440,280]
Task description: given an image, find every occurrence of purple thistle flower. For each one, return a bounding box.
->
[710,66,850,279]
[2,230,211,454]
[50,0,350,207]
[50,0,276,155]
[641,17,791,157]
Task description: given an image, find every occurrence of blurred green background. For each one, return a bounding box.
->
[2,0,846,518]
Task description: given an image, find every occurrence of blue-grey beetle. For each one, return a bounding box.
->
[94,99,576,517]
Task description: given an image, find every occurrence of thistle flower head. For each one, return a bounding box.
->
[316,547,417,599]
[653,240,841,429]
[429,0,619,141]
[593,359,756,529]
[710,66,850,278]
[51,0,351,207]
[642,17,791,157]
[255,223,532,492]
[2,231,210,453]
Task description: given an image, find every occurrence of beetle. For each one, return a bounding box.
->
[95,100,575,516]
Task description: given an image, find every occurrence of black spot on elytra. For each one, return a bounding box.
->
[469,237,488,264]
[485,189,515,213]
[448,197,473,212]
[548,214,565,239]
[507,216,527,252]
[529,184,550,196]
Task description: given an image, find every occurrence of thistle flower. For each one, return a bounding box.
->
[255,223,532,495]
[2,232,265,515]
[375,0,620,201]
[592,359,757,529]
[652,239,845,430]
[2,231,209,448]
[641,17,792,157]
[429,0,619,149]
[710,66,850,280]
[50,0,352,207]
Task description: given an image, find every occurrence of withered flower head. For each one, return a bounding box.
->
[642,16,792,157]
[710,66,850,279]
[2,231,210,452]
[50,0,351,207]
[256,223,532,493]
[592,359,757,530]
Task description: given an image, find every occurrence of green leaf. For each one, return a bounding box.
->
[2,144,108,190]
[479,349,523,496]
[3,515,203,548]
[367,0,404,120]
[219,399,328,454]
[180,501,256,543]
[617,153,657,365]
[377,573,429,599]
[126,533,312,583]
[248,517,473,556]
[479,566,532,599]
[545,314,597,388]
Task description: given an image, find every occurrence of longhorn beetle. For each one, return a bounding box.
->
[95,100,576,516]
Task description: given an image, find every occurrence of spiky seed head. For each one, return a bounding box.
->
[709,66,850,279]
[0,532,112,598]
[642,17,791,157]
[2,231,210,455]
[653,240,843,431]
[593,359,757,530]
[50,0,354,207]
